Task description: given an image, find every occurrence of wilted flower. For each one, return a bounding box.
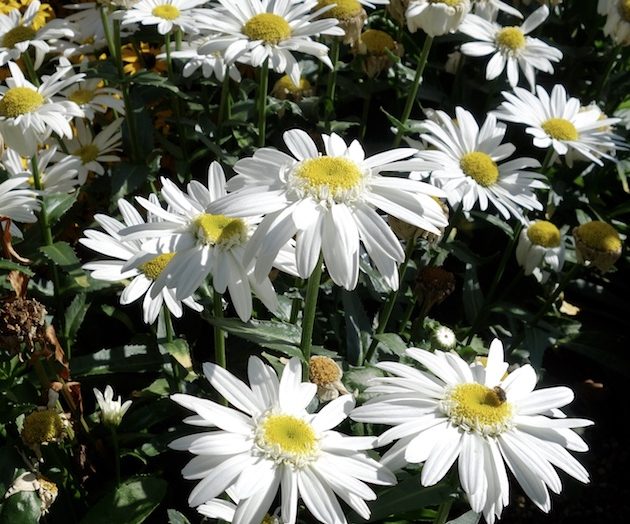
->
[355,29,403,77]
[573,220,622,272]
[0,295,47,356]
[4,471,58,515]
[271,75,314,101]
[21,406,69,460]
[406,0,471,37]
[414,265,456,314]
[309,355,349,401]
[93,385,132,428]
[516,219,566,283]
[317,0,367,46]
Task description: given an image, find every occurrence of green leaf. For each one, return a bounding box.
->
[209,318,301,347]
[44,194,76,225]
[167,509,192,524]
[0,259,33,276]
[374,333,408,357]
[446,510,481,524]
[353,477,454,522]
[158,339,197,381]
[0,490,41,524]
[71,345,164,376]
[342,290,371,365]
[39,242,81,270]
[79,476,166,524]
[64,293,90,343]
[110,163,152,203]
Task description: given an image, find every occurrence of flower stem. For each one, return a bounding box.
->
[363,238,416,364]
[433,499,453,524]
[217,70,231,133]
[289,277,304,324]
[213,291,226,370]
[509,262,581,352]
[324,38,341,133]
[359,86,372,142]
[300,253,324,379]
[20,52,39,86]
[257,58,269,147]
[393,35,434,147]
[109,427,121,487]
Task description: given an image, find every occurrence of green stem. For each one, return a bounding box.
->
[213,291,226,370]
[465,221,523,344]
[364,238,417,364]
[110,427,121,487]
[299,253,324,379]
[509,263,581,352]
[257,58,269,147]
[433,499,453,524]
[289,278,304,324]
[217,69,231,134]
[359,87,372,142]
[165,32,174,79]
[21,52,39,86]
[541,147,555,173]
[399,295,417,334]
[393,35,434,147]
[31,157,65,352]
[324,38,341,133]
[175,28,183,51]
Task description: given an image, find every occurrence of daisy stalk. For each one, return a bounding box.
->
[323,38,340,133]
[213,291,226,370]
[393,35,434,147]
[299,253,324,379]
[257,58,269,147]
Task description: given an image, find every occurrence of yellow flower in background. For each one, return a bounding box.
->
[0,0,55,31]
[121,42,167,75]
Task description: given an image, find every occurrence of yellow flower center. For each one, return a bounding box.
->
[575,221,622,253]
[152,4,180,20]
[618,0,630,22]
[527,220,561,248]
[257,413,318,466]
[139,253,176,281]
[361,29,396,55]
[0,86,44,118]
[293,156,363,201]
[443,383,512,435]
[317,0,362,19]
[193,213,247,247]
[261,516,276,524]
[541,118,579,141]
[2,25,37,49]
[459,151,499,187]
[73,144,100,164]
[496,26,526,51]
[21,410,64,446]
[68,88,95,105]
[275,75,311,94]
[309,355,342,386]
[431,0,464,7]
[243,13,291,44]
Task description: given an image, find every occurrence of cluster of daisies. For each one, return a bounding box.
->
[0,1,624,523]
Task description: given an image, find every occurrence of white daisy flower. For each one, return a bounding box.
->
[0,176,39,227]
[472,0,523,21]
[61,77,124,121]
[460,6,562,90]
[208,128,447,291]
[119,0,212,35]
[494,84,622,165]
[79,197,203,324]
[351,339,593,524]
[0,61,83,157]
[406,0,471,37]
[119,162,286,322]
[58,118,123,178]
[0,0,75,69]
[93,385,132,428]
[515,218,566,283]
[164,36,241,81]
[198,0,344,85]
[170,356,396,524]
[409,107,546,220]
[1,146,83,195]
[598,0,630,46]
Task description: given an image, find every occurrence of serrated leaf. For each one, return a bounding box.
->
[0,259,33,276]
[71,345,163,376]
[159,339,197,380]
[79,476,166,524]
[40,242,80,270]
[44,194,76,225]
[209,318,301,345]
[64,293,90,342]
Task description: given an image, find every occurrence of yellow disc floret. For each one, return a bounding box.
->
[2,25,36,49]
[257,413,318,466]
[293,156,363,200]
[74,144,100,164]
[273,75,311,95]
[541,118,579,141]
[68,88,95,105]
[431,0,464,7]
[360,29,396,55]
[152,4,180,20]
[318,0,363,19]
[21,410,64,446]
[618,0,630,22]
[309,355,342,386]
[459,151,499,187]
[575,221,622,253]
[527,220,561,248]
[243,13,291,44]
[443,383,512,435]
[194,214,247,248]
[139,253,176,280]
[0,87,44,118]
[496,26,526,52]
